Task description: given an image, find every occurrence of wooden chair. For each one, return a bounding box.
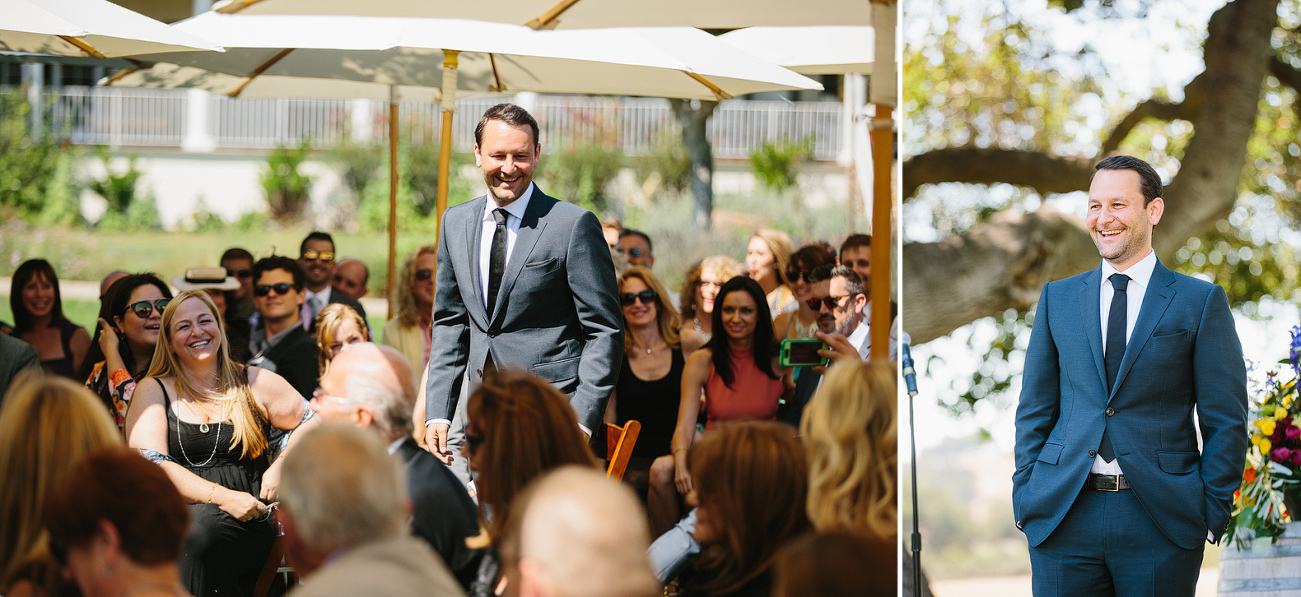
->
[254,535,295,597]
[605,420,641,481]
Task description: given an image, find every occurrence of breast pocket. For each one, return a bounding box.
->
[516,257,562,291]
[1148,328,1191,349]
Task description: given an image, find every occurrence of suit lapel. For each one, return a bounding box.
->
[1078,268,1107,392]
[1111,260,1175,399]
[489,191,551,327]
[465,196,488,326]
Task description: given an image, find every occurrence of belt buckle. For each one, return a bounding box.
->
[1097,473,1121,492]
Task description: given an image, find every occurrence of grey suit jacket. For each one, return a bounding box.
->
[288,534,464,597]
[424,187,623,431]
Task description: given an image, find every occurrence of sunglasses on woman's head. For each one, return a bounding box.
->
[254,283,297,297]
[621,289,657,306]
[415,269,434,281]
[124,298,170,318]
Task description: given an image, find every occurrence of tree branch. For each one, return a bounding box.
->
[1099,73,1205,154]
[902,148,1095,200]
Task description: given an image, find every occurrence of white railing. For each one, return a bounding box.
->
[41,87,844,160]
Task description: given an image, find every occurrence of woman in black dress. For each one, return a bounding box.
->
[125,291,318,597]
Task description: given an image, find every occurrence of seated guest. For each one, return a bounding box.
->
[772,245,837,341]
[312,343,481,589]
[617,230,677,306]
[43,447,192,597]
[126,291,319,597]
[314,304,369,380]
[745,230,797,318]
[501,467,659,597]
[277,425,463,597]
[771,531,895,597]
[383,245,437,377]
[330,258,369,300]
[173,267,252,364]
[0,374,121,597]
[297,232,366,332]
[464,369,599,597]
[0,332,39,404]
[10,259,92,379]
[674,421,810,597]
[220,248,257,323]
[81,273,174,430]
[99,270,129,302]
[802,360,895,540]
[248,256,320,398]
[678,256,742,356]
[604,267,683,499]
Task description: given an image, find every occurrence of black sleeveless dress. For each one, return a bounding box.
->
[615,348,685,469]
[163,382,275,597]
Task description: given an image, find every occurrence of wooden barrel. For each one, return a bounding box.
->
[1219,523,1301,596]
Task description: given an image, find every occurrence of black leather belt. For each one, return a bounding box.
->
[1088,473,1130,491]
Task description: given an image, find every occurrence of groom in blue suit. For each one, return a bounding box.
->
[1013,155,1248,596]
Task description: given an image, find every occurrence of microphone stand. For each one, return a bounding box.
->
[902,344,921,597]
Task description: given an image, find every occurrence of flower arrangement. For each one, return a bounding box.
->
[1225,327,1301,548]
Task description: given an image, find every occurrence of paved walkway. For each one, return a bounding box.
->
[930,568,1219,597]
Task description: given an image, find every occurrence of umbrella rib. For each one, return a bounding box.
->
[525,0,580,29]
[229,47,296,97]
[58,35,107,59]
[216,0,266,13]
[685,72,733,101]
[103,60,148,85]
[489,53,505,91]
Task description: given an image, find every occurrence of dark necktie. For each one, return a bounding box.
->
[486,208,508,318]
[1100,272,1129,462]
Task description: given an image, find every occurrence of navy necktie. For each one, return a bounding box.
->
[487,208,508,318]
[1100,272,1129,462]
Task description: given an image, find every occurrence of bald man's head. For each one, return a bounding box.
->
[331,258,369,300]
[315,342,415,441]
[100,270,129,301]
[513,467,658,597]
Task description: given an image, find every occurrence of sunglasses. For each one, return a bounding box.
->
[254,283,297,297]
[226,268,252,279]
[300,250,335,263]
[465,432,485,455]
[786,269,811,283]
[124,298,170,319]
[621,289,657,306]
[806,295,851,311]
[615,246,644,258]
[415,269,434,281]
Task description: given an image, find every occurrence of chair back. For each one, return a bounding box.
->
[605,420,641,481]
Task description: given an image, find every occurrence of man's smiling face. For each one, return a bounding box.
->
[1086,168,1163,271]
[474,119,539,207]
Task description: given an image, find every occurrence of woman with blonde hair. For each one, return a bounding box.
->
[745,230,796,318]
[0,373,121,597]
[383,244,438,375]
[462,368,598,597]
[314,303,369,378]
[125,291,319,597]
[801,360,896,538]
[678,256,743,355]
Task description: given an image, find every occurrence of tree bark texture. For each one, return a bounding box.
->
[671,99,718,231]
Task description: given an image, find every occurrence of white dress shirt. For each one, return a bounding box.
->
[1091,249,1157,475]
[478,183,534,310]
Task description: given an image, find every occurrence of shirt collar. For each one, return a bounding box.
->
[482,182,535,223]
[846,318,869,353]
[1100,249,1157,289]
[306,286,330,303]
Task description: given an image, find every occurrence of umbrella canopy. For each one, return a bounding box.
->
[212,0,872,29]
[108,15,821,101]
[0,0,222,58]
[718,27,873,75]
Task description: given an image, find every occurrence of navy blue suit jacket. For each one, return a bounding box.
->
[1012,259,1248,550]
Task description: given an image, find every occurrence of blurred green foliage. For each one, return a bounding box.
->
[0,91,65,222]
[261,140,314,223]
[539,144,624,215]
[749,138,813,193]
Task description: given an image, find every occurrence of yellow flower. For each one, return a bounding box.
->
[1276,408,1289,421]
[1260,420,1278,437]
[1261,438,1273,454]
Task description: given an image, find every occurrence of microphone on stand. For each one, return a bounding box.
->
[902,342,922,597]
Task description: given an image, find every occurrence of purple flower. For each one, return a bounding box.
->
[1273,447,1293,463]
[1289,425,1301,441]
[1291,326,1301,375]
[1291,451,1301,467]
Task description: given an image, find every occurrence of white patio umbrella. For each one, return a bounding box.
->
[1,0,221,58]
[718,26,873,75]
[212,0,872,29]
[108,12,822,310]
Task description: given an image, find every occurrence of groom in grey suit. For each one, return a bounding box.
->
[423,103,622,459]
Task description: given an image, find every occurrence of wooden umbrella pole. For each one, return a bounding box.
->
[868,104,892,363]
[387,84,399,318]
[435,51,460,248]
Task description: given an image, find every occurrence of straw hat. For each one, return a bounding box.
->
[172,267,240,292]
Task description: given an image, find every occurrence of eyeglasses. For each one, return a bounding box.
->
[806,295,852,311]
[615,246,645,258]
[300,250,335,263]
[253,283,297,297]
[311,389,355,405]
[621,289,657,306]
[226,268,252,279]
[415,269,434,281]
[124,298,170,319]
[465,432,485,455]
[786,269,811,283]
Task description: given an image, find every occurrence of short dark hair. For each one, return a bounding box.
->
[829,265,864,297]
[806,264,836,285]
[475,103,540,148]
[790,244,837,274]
[839,234,871,258]
[1092,155,1162,205]
[618,229,653,254]
[45,447,189,566]
[220,247,254,264]
[300,231,335,255]
[252,255,305,290]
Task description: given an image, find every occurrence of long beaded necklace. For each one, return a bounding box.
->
[176,388,223,468]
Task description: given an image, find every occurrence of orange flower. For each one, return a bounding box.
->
[1245,467,1257,483]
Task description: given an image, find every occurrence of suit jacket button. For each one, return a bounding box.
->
[1105,407,1115,416]
[488,332,498,338]
[1089,450,1096,457]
